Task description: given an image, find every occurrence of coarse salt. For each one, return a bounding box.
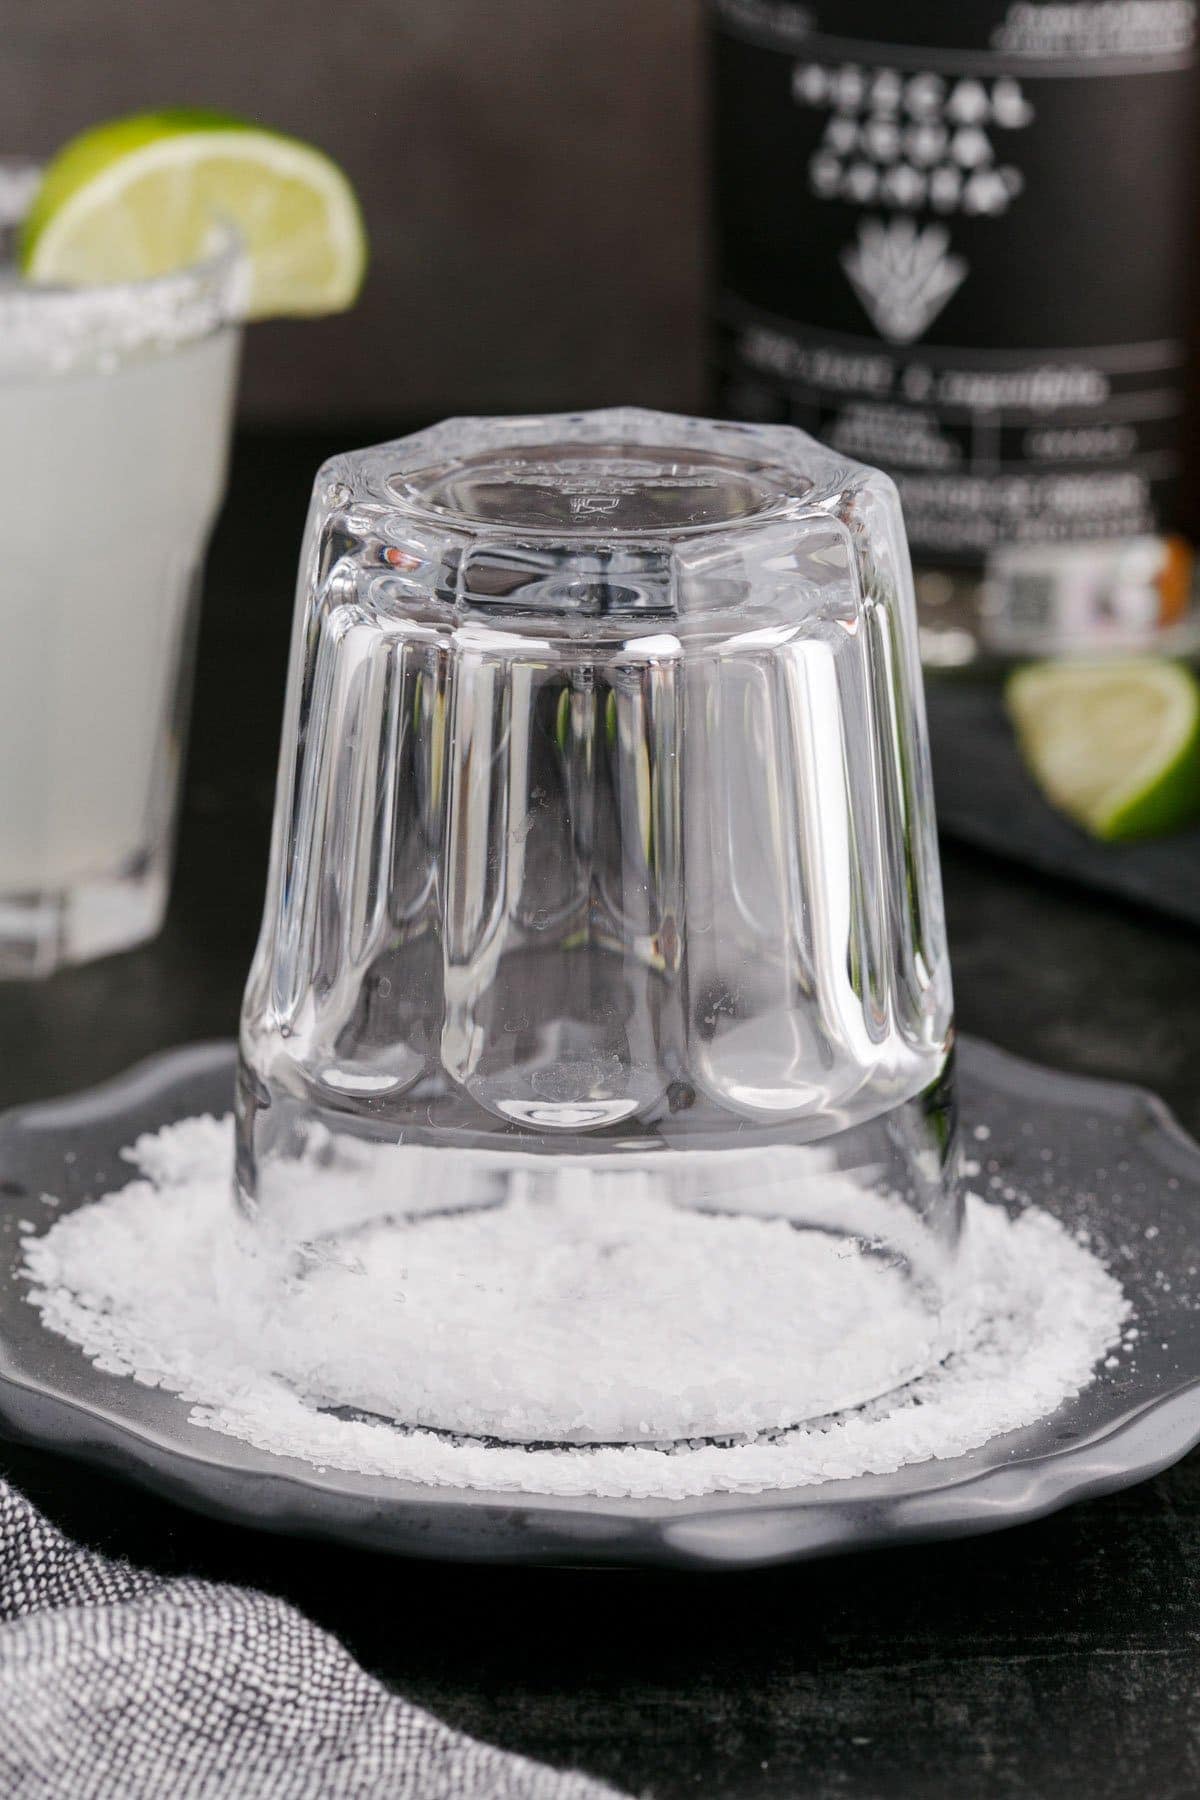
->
[20,1115,1131,1501]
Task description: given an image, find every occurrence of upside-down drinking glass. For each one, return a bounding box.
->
[235,408,960,1445]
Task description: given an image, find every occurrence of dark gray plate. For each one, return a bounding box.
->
[0,1038,1196,1569]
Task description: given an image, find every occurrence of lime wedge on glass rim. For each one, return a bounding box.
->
[19,109,366,317]
[1006,659,1200,842]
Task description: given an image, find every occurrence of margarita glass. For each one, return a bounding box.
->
[0,164,243,975]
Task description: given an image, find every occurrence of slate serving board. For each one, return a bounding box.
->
[926,680,1200,927]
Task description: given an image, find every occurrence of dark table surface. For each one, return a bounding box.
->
[3,430,1200,1800]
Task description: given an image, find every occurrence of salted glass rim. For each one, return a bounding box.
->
[0,158,246,378]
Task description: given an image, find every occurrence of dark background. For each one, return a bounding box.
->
[3,0,705,424]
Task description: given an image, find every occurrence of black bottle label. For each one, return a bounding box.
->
[712,0,1197,566]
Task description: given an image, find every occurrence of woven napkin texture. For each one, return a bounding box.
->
[0,1480,625,1798]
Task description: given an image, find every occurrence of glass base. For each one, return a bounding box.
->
[0,856,168,979]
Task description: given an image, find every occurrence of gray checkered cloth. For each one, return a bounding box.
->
[0,1481,624,1798]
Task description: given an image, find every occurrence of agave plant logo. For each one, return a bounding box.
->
[841,217,967,344]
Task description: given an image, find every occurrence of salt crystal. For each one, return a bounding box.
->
[19,1116,1132,1502]
[240,1181,949,1443]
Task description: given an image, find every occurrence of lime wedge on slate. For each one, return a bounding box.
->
[20,109,366,318]
[1006,659,1200,842]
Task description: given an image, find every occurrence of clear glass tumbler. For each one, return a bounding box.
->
[236,408,960,1445]
[0,165,243,976]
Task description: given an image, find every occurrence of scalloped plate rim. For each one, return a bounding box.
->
[0,1036,1196,1568]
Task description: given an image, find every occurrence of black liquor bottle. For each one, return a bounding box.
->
[711,0,1199,667]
